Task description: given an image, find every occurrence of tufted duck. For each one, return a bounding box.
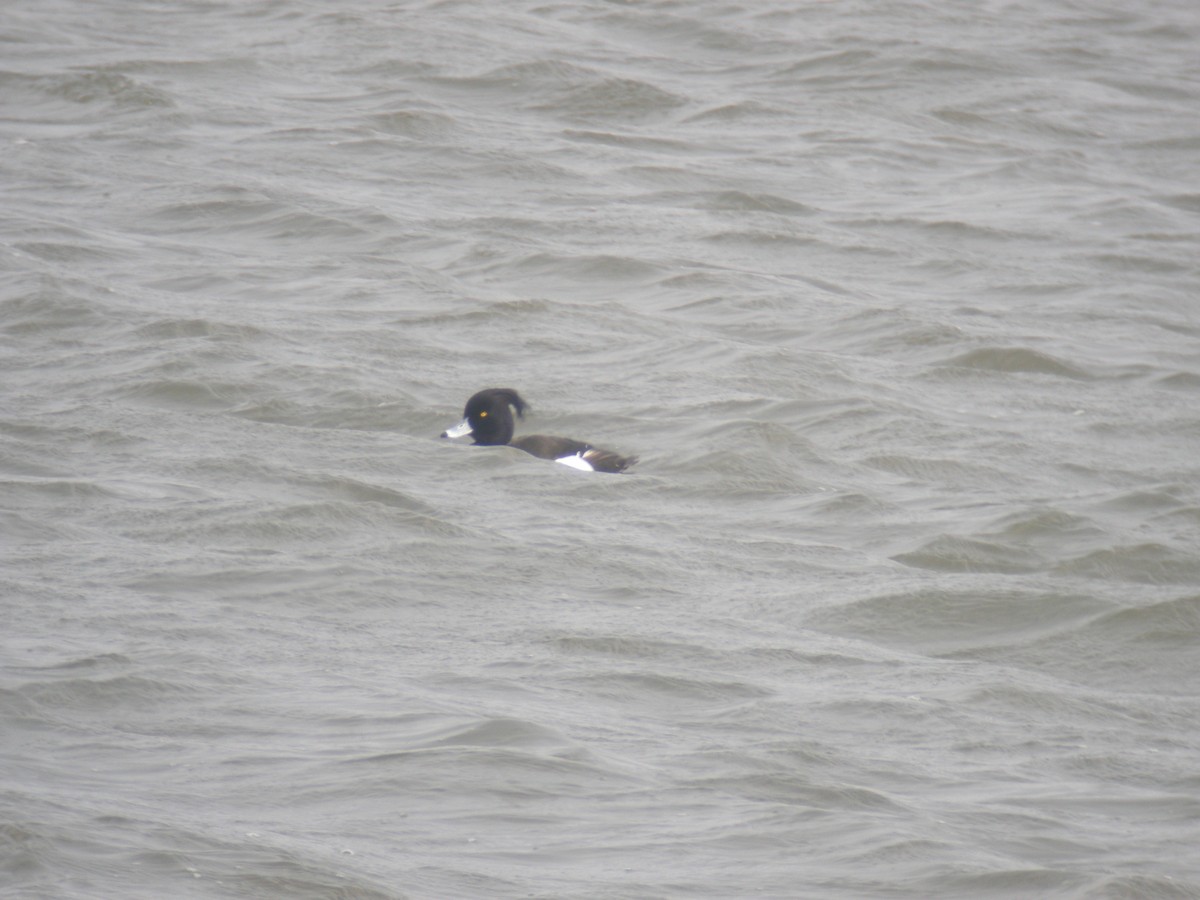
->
[441,388,637,474]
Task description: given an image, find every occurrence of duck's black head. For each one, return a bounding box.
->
[440,388,528,445]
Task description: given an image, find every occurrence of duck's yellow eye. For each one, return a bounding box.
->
[480,411,488,417]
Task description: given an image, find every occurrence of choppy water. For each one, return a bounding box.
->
[4,0,1200,897]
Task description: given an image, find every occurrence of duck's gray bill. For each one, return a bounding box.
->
[441,419,473,439]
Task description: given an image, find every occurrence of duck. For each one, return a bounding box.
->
[440,388,637,474]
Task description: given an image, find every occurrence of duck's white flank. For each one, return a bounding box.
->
[555,453,595,472]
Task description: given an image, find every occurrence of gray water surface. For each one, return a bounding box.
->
[3,1,1200,897]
